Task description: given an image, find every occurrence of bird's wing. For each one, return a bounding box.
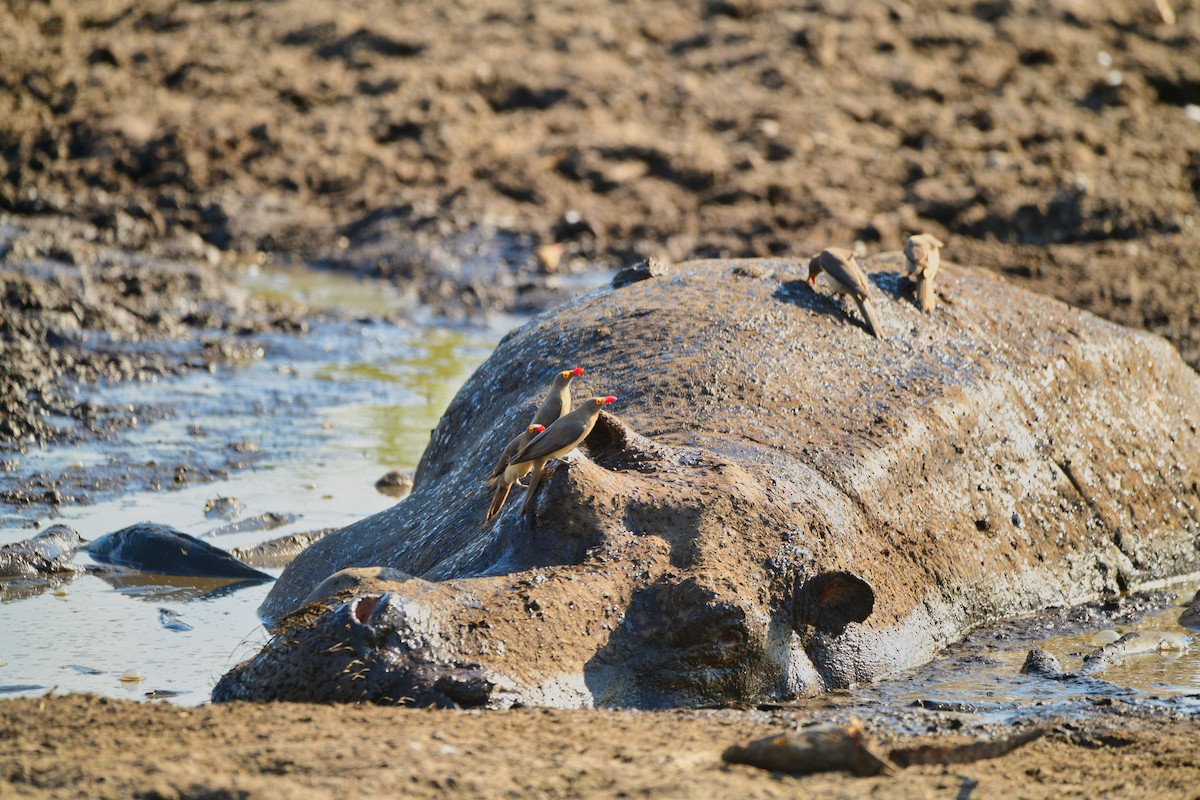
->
[511,416,588,463]
[488,433,524,479]
[820,251,872,298]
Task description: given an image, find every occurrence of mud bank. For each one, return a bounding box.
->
[2,0,1199,363]
[2,695,1199,799]
[0,216,317,452]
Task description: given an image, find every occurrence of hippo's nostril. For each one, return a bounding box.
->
[352,594,383,625]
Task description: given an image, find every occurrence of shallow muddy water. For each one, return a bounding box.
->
[827,588,1200,729]
[0,267,511,703]
[0,266,1197,716]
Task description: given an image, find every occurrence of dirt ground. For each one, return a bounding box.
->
[0,695,1198,799]
[3,0,1200,796]
[3,0,1199,354]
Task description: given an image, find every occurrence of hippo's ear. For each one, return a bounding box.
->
[793,572,875,635]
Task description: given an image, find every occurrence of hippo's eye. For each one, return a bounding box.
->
[716,627,744,649]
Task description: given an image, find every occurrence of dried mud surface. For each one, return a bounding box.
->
[2,695,1199,799]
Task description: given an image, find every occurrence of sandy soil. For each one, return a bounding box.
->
[1,695,1198,799]
[3,0,1200,795]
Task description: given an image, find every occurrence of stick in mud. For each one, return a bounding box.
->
[724,721,1048,777]
[1022,631,1164,681]
[889,728,1045,768]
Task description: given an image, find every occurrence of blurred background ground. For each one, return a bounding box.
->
[2,0,1198,358]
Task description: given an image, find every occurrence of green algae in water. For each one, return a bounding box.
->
[316,329,495,469]
[239,264,411,316]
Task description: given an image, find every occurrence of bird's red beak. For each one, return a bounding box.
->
[806,274,818,287]
[529,424,545,434]
[602,396,617,404]
[571,367,585,377]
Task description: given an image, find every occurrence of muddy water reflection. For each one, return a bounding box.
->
[815,585,1200,729]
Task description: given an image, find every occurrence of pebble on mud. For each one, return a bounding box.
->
[204,496,243,521]
[375,470,415,498]
[120,669,143,683]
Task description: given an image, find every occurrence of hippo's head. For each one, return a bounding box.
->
[216,413,881,707]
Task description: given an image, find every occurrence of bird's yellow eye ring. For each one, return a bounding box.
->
[561,371,570,379]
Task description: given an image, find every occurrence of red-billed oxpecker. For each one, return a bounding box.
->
[532,367,584,428]
[807,248,883,339]
[904,233,945,313]
[485,423,546,522]
[511,396,617,517]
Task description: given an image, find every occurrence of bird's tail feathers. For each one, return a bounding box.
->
[917,277,937,313]
[519,463,546,517]
[485,481,512,522]
[857,297,884,339]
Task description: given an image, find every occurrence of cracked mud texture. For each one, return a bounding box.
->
[2,0,1199,358]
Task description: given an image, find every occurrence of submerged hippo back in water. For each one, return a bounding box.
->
[216,257,1200,708]
[86,523,273,582]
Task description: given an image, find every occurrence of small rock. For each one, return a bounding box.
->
[1181,603,1200,630]
[375,470,415,498]
[204,496,243,520]
[159,608,194,633]
[1019,647,1065,678]
[611,257,671,289]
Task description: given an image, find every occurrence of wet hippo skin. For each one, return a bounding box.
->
[214,256,1200,708]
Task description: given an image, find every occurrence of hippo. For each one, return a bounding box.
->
[85,523,274,582]
[213,256,1200,708]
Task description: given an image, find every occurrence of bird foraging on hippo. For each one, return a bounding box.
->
[531,366,585,427]
[215,257,1200,709]
[903,233,945,313]
[485,423,545,522]
[807,248,884,338]
[511,395,618,517]
[482,366,586,522]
